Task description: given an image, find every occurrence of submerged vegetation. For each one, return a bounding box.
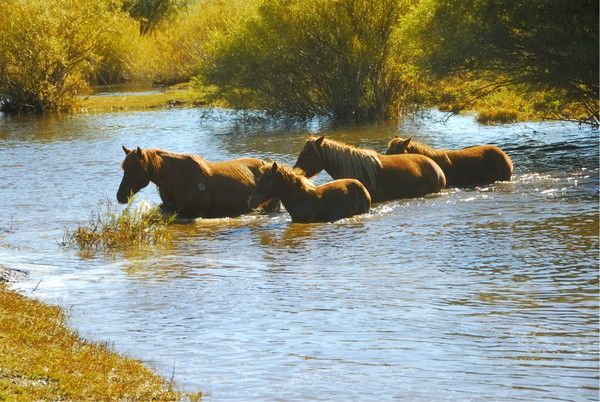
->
[62,198,175,253]
[0,283,200,400]
[0,0,597,124]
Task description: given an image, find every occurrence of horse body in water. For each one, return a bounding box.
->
[293,136,446,203]
[386,136,513,187]
[248,162,371,223]
[117,146,278,218]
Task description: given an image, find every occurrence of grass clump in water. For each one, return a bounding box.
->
[476,107,519,124]
[63,198,175,252]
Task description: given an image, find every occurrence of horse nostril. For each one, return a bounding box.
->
[117,193,127,204]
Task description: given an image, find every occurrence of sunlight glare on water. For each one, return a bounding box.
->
[0,109,598,400]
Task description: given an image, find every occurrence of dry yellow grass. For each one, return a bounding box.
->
[0,284,201,400]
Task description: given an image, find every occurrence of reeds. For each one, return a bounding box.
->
[63,198,175,252]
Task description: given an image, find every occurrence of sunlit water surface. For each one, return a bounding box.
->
[0,108,597,401]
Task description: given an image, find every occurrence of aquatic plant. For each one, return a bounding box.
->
[62,198,175,252]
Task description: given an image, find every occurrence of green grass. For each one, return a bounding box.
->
[476,107,519,124]
[62,198,175,254]
[77,84,212,113]
[0,284,201,401]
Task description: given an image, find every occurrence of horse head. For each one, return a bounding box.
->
[248,162,281,210]
[116,146,151,204]
[385,136,412,155]
[293,135,325,177]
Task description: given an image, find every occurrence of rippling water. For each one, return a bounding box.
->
[0,109,597,400]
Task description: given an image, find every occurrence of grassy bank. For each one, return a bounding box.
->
[77,83,215,113]
[75,82,552,125]
[0,282,200,401]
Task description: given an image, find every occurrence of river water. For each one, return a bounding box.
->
[0,108,597,401]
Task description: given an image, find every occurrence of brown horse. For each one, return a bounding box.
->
[248,162,371,223]
[292,135,446,202]
[386,136,513,186]
[117,146,279,218]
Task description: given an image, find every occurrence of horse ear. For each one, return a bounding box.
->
[403,137,412,147]
[122,145,131,155]
[315,135,325,147]
[271,162,278,172]
[394,135,400,138]
[136,147,143,157]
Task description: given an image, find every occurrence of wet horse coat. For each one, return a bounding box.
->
[293,136,446,203]
[386,136,513,186]
[117,147,278,218]
[248,162,371,223]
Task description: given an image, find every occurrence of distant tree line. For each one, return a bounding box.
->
[0,0,597,125]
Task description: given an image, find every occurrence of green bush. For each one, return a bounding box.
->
[139,0,252,85]
[402,0,599,126]
[198,0,413,121]
[0,0,136,112]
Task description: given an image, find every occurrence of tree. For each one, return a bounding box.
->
[405,0,599,125]
[198,0,413,122]
[0,0,134,113]
[122,0,188,35]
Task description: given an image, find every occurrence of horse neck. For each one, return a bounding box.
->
[320,140,379,189]
[276,169,313,212]
[142,149,163,185]
[147,150,210,186]
[320,140,345,179]
[410,143,450,166]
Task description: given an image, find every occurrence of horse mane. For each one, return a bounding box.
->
[388,137,441,157]
[405,139,438,156]
[319,137,382,189]
[144,148,211,177]
[278,164,315,190]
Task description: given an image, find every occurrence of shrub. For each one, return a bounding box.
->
[62,198,175,253]
[141,0,252,85]
[0,0,136,112]
[402,0,599,126]
[198,0,413,122]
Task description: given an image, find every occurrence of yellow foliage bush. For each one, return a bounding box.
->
[135,0,254,85]
[0,0,137,112]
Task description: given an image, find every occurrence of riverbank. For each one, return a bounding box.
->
[76,82,571,125]
[77,83,215,114]
[0,268,200,401]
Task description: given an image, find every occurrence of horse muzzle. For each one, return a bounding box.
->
[116,192,129,204]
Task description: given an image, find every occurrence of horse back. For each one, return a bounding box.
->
[314,178,371,221]
[446,145,513,185]
[210,157,267,183]
[376,154,446,200]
